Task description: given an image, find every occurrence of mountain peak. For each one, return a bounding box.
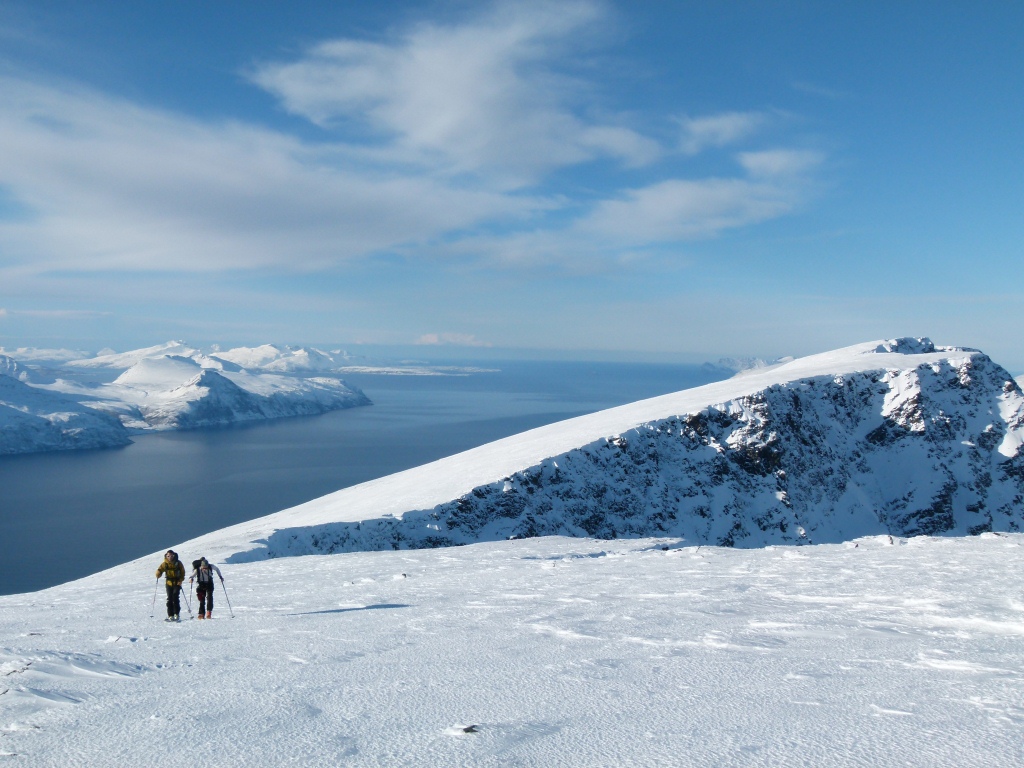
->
[871,337,936,354]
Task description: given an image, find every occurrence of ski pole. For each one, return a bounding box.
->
[219,577,235,618]
[181,585,193,618]
[150,578,159,617]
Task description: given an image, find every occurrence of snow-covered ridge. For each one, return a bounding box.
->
[60,341,350,374]
[211,343,341,373]
[64,340,201,369]
[0,342,371,454]
[171,338,1024,564]
[0,346,90,363]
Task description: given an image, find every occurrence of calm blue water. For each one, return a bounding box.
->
[0,361,724,594]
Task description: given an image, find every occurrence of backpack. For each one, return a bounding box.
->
[195,559,214,585]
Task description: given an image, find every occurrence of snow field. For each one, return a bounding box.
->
[2,533,1024,766]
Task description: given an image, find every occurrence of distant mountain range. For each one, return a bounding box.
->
[0,342,370,455]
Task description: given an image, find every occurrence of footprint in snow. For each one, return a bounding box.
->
[443,724,480,735]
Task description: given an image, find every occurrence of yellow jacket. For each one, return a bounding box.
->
[156,559,185,587]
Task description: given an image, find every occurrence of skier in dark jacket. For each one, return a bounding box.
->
[189,557,223,620]
[155,550,185,621]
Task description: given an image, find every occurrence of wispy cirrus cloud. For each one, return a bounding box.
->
[678,111,766,155]
[450,149,823,270]
[585,175,812,243]
[738,149,825,178]
[249,1,660,185]
[0,308,112,319]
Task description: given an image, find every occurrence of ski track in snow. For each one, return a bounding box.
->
[2,533,1024,766]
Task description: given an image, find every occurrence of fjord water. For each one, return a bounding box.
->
[0,361,724,594]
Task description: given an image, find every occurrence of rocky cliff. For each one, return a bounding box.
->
[245,338,1024,557]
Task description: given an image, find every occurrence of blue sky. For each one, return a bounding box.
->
[0,1,1021,367]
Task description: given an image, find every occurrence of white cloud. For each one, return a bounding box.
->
[2,308,112,319]
[678,111,765,154]
[0,77,541,273]
[738,149,824,178]
[458,169,813,270]
[249,1,659,185]
[415,333,492,347]
[585,178,796,241]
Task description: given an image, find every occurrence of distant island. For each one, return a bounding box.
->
[0,342,371,455]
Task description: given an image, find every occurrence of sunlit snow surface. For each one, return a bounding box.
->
[2,534,1023,766]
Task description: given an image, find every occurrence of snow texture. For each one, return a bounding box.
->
[1,534,1023,765]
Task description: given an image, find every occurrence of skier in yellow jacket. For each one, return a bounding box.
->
[155,550,186,621]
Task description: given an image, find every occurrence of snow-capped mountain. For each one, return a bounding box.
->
[180,338,1023,564]
[57,354,371,432]
[63,340,201,369]
[1,344,372,452]
[214,343,340,373]
[0,370,131,454]
[0,346,91,364]
[0,354,29,382]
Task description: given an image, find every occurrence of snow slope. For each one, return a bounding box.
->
[175,338,1024,566]
[0,371,131,455]
[1,534,1023,765]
